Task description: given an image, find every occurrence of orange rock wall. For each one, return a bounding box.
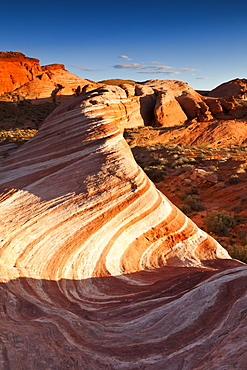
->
[0,52,90,103]
[0,52,41,94]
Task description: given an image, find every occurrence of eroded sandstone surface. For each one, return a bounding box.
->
[0,52,90,103]
[0,86,246,369]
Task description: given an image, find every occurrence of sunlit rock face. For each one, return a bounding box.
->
[210,78,247,99]
[0,86,246,369]
[14,64,92,103]
[0,52,41,95]
[0,52,90,102]
[130,79,242,127]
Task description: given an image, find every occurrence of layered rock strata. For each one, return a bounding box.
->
[0,87,246,369]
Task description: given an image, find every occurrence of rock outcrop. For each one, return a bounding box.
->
[0,52,90,103]
[0,52,245,130]
[0,52,41,95]
[14,63,92,104]
[0,86,246,369]
[210,78,247,99]
[134,80,242,127]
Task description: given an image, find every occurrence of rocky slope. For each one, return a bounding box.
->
[0,86,246,369]
[210,78,247,99]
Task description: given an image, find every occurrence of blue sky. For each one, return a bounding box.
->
[1,0,247,90]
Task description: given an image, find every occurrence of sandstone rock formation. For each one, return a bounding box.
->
[0,52,245,130]
[210,78,247,99]
[0,86,246,369]
[0,52,41,95]
[14,63,92,104]
[133,80,243,127]
[154,91,187,127]
[0,52,90,103]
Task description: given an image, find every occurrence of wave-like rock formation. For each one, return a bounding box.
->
[0,86,246,369]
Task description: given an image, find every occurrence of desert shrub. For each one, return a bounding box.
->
[238,229,247,245]
[184,187,199,195]
[185,195,205,211]
[233,214,246,224]
[203,211,237,236]
[180,193,204,212]
[148,159,161,166]
[231,204,244,213]
[208,165,218,171]
[178,203,192,215]
[135,158,143,166]
[173,165,195,175]
[171,156,198,168]
[227,244,247,263]
[0,128,37,144]
[227,174,242,185]
[143,168,166,183]
[196,152,206,160]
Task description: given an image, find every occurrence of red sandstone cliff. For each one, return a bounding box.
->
[0,51,41,94]
[0,51,91,103]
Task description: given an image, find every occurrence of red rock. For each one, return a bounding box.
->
[0,51,41,95]
[210,78,247,99]
[176,91,213,121]
[154,91,187,126]
[14,63,91,103]
[203,97,225,118]
[0,52,90,103]
[0,87,246,368]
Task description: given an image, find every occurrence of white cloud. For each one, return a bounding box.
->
[114,62,195,76]
[118,55,132,60]
[181,68,197,72]
[114,63,174,72]
[70,64,105,72]
[114,63,146,70]
[195,76,211,80]
[138,70,182,75]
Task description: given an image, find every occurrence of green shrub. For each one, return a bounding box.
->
[227,244,247,263]
[203,211,237,236]
[171,156,198,168]
[184,187,199,195]
[143,168,166,183]
[178,203,192,215]
[179,193,204,212]
[238,229,247,246]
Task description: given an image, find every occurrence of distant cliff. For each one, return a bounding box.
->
[0,51,90,103]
